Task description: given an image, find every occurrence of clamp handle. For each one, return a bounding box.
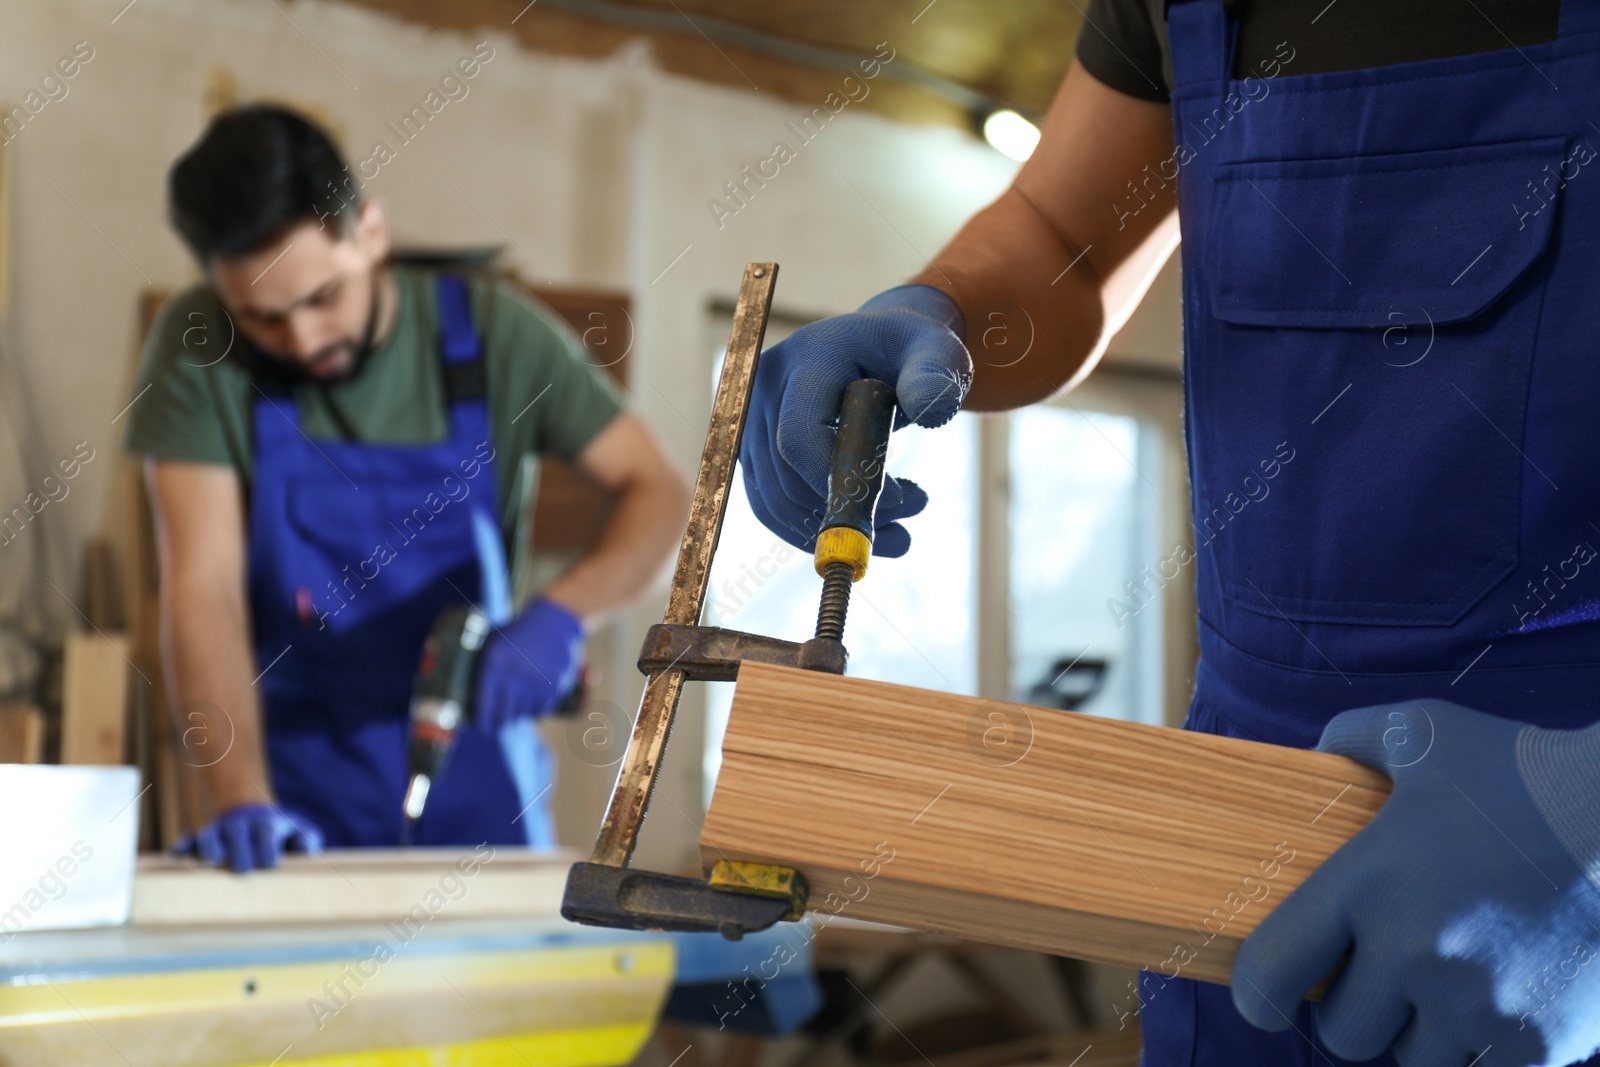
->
[813,378,897,581]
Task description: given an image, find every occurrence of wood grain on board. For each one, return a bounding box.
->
[702,662,1389,986]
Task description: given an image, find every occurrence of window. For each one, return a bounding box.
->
[1007,406,1163,725]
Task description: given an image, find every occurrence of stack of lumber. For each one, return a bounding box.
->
[0,703,42,763]
[60,631,130,765]
[701,663,1389,985]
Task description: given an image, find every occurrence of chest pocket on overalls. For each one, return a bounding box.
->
[1194,136,1566,626]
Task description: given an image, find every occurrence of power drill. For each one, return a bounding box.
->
[402,602,589,841]
[402,604,491,839]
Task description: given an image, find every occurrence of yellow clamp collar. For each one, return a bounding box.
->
[813,526,869,581]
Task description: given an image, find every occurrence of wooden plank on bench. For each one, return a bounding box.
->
[131,847,576,925]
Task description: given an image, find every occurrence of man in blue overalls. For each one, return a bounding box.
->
[125,106,688,873]
[739,3,1600,1064]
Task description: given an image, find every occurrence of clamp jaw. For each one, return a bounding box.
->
[561,264,896,939]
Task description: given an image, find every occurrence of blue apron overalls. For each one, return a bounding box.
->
[247,273,555,849]
[1148,2,1600,1062]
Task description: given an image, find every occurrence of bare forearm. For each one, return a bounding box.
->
[912,61,1178,412]
[161,581,272,812]
[542,473,689,621]
[912,188,1107,411]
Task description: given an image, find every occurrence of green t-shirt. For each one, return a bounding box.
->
[123,265,624,538]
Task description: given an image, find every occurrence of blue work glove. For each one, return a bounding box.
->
[739,284,971,557]
[175,802,324,874]
[472,596,583,731]
[1234,700,1600,1067]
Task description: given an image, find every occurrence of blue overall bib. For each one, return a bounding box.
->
[1147,2,1600,1062]
[247,274,555,849]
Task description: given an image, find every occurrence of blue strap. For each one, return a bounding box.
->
[470,506,513,625]
[435,273,481,365]
[251,273,487,443]
[435,273,503,607]
[1166,0,1230,89]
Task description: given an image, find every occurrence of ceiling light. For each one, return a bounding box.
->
[982,109,1041,162]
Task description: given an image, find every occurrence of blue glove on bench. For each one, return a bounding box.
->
[175,802,324,874]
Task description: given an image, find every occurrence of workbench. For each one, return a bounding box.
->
[0,918,666,1067]
[0,849,820,1067]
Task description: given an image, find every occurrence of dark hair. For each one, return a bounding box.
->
[168,104,357,263]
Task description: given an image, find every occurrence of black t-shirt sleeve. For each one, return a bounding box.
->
[1075,0,1171,102]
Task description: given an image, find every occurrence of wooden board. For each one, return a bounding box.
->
[340,0,1080,126]
[701,663,1390,986]
[59,631,130,765]
[131,847,578,925]
[0,703,42,763]
[82,537,124,630]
